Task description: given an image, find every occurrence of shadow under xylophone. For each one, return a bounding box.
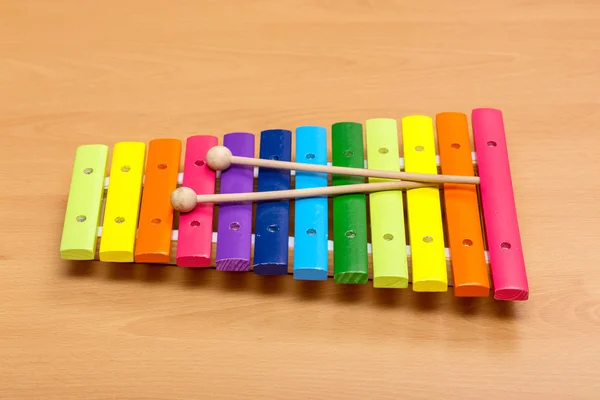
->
[59,108,529,301]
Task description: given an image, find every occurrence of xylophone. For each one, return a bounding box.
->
[59,108,529,301]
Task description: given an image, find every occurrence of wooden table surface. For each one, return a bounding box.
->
[1,1,599,399]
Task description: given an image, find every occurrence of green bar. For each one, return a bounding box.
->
[59,144,109,260]
[331,122,369,284]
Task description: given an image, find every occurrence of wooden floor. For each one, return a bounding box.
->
[1,1,599,398]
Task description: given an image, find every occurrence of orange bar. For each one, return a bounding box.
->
[134,138,182,263]
[436,112,490,296]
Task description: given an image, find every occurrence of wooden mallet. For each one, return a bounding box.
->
[171,145,477,212]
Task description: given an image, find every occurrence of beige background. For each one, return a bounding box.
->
[1,0,599,399]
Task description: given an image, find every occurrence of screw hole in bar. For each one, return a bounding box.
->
[423,235,433,243]
[151,218,161,225]
[157,163,167,170]
[115,216,125,224]
[415,145,424,152]
[305,153,315,160]
[229,221,240,231]
[121,165,130,172]
[487,141,497,147]
[378,147,388,154]
[383,233,393,241]
[269,155,280,160]
[83,168,93,174]
[451,143,460,149]
[345,230,356,239]
[190,220,200,227]
[267,224,279,233]
[500,241,511,250]
[343,150,354,157]
[76,215,86,222]
[194,160,205,167]
[462,239,473,246]
[306,228,316,236]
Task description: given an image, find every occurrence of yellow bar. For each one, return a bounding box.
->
[99,142,146,262]
[365,118,409,288]
[401,115,447,292]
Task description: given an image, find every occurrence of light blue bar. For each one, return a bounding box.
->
[293,126,329,280]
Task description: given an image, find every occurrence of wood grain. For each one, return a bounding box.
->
[1,0,600,398]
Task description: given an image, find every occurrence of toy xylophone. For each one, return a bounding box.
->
[59,108,529,301]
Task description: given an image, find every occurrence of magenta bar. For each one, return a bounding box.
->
[176,135,218,267]
[472,108,529,300]
[215,132,255,271]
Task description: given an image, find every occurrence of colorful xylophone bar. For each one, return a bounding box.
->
[58,108,529,300]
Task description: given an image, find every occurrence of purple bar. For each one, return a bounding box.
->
[215,132,255,271]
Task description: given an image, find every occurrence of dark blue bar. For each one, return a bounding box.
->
[253,129,292,275]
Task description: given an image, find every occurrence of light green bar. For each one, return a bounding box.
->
[365,118,409,288]
[59,144,109,260]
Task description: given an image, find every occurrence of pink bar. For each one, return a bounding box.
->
[472,108,528,300]
[176,135,218,267]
